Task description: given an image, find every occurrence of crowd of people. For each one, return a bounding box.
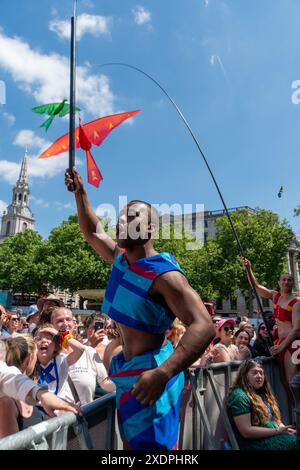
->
[0,167,299,451]
[0,298,116,438]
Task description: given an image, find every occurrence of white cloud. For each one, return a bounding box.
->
[49,13,112,41]
[13,129,49,151]
[133,6,152,26]
[0,199,8,215]
[2,112,16,125]
[0,129,69,184]
[55,201,74,211]
[30,196,49,208]
[0,31,115,116]
[204,0,209,7]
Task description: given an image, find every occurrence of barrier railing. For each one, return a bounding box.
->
[0,392,116,450]
[0,358,294,450]
[179,357,294,450]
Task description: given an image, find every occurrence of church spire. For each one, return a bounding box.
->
[17,147,29,187]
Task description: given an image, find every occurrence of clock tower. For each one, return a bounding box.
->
[0,149,35,241]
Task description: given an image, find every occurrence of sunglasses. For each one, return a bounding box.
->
[260,326,267,331]
[223,326,234,332]
[11,317,20,322]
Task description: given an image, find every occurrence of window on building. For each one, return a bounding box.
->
[5,221,11,236]
[14,194,17,202]
[24,194,27,203]
[204,232,208,244]
[230,298,237,310]
[192,213,196,232]
[23,222,28,232]
[18,194,22,201]
[204,219,208,229]
[262,298,270,308]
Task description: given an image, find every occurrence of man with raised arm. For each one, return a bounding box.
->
[242,257,300,383]
[65,167,215,450]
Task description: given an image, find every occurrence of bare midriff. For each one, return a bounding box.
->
[116,323,166,361]
[275,318,292,339]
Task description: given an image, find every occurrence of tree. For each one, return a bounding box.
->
[154,224,218,300]
[40,215,112,294]
[197,209,293,313]
[0,230,48,295]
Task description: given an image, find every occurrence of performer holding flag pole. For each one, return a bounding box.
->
[68,0,77,192]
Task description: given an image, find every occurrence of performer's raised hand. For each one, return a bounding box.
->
[242,257,252,270]
[65,167,85,194]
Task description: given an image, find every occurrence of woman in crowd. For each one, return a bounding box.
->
[252,322,272,358]
[227,359,296,450]
[3,312,21,336]
[234,328,252,360]
[0,335,43,438]
[34,323,85,399]
[165,318,186,348]
[202,319,240,365]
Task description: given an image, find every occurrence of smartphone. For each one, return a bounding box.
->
[94,320,105,331]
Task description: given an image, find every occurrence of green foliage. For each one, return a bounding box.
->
[198,209,293,301]
[0,230,47,294]
[154,224,217,300]
[40,216,112,294]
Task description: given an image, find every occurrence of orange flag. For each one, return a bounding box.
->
[39,110,140,187]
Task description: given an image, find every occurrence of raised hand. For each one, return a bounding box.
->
[65,167,85,194]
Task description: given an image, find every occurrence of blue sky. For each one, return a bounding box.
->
[0,0,300,238]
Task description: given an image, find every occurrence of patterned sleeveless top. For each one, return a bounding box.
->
[102,252,184,334]
[273,292,299,323]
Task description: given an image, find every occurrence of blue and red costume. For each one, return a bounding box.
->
[102,252,185,450]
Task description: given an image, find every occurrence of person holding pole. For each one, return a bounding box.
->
[242,257,300,384]
[65,168,215,450]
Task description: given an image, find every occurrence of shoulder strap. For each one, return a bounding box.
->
[288,298,299,308]
[274,292,281,304]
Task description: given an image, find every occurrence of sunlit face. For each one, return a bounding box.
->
[247,364,265,390]
[220,323,234,343]
[278,275,293,294]
[235,331,250,347]
[116,203,152,248]
[35,332,56,365]
[51,308,74,333]
[9,315,20,333]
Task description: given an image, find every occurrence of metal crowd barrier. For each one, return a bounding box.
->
[0,358,294,450]
[179,357,294,450]
[0,392,116,450]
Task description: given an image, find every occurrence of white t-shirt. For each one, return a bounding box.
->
[38,354,69,398]
[65,347,109,405]
[0,361,35,401]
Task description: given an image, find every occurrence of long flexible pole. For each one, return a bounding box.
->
[99,62,273,344]
[68,0,77,192]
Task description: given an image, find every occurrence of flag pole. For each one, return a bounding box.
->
[99,62,273,345]
[68,0,77,192]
